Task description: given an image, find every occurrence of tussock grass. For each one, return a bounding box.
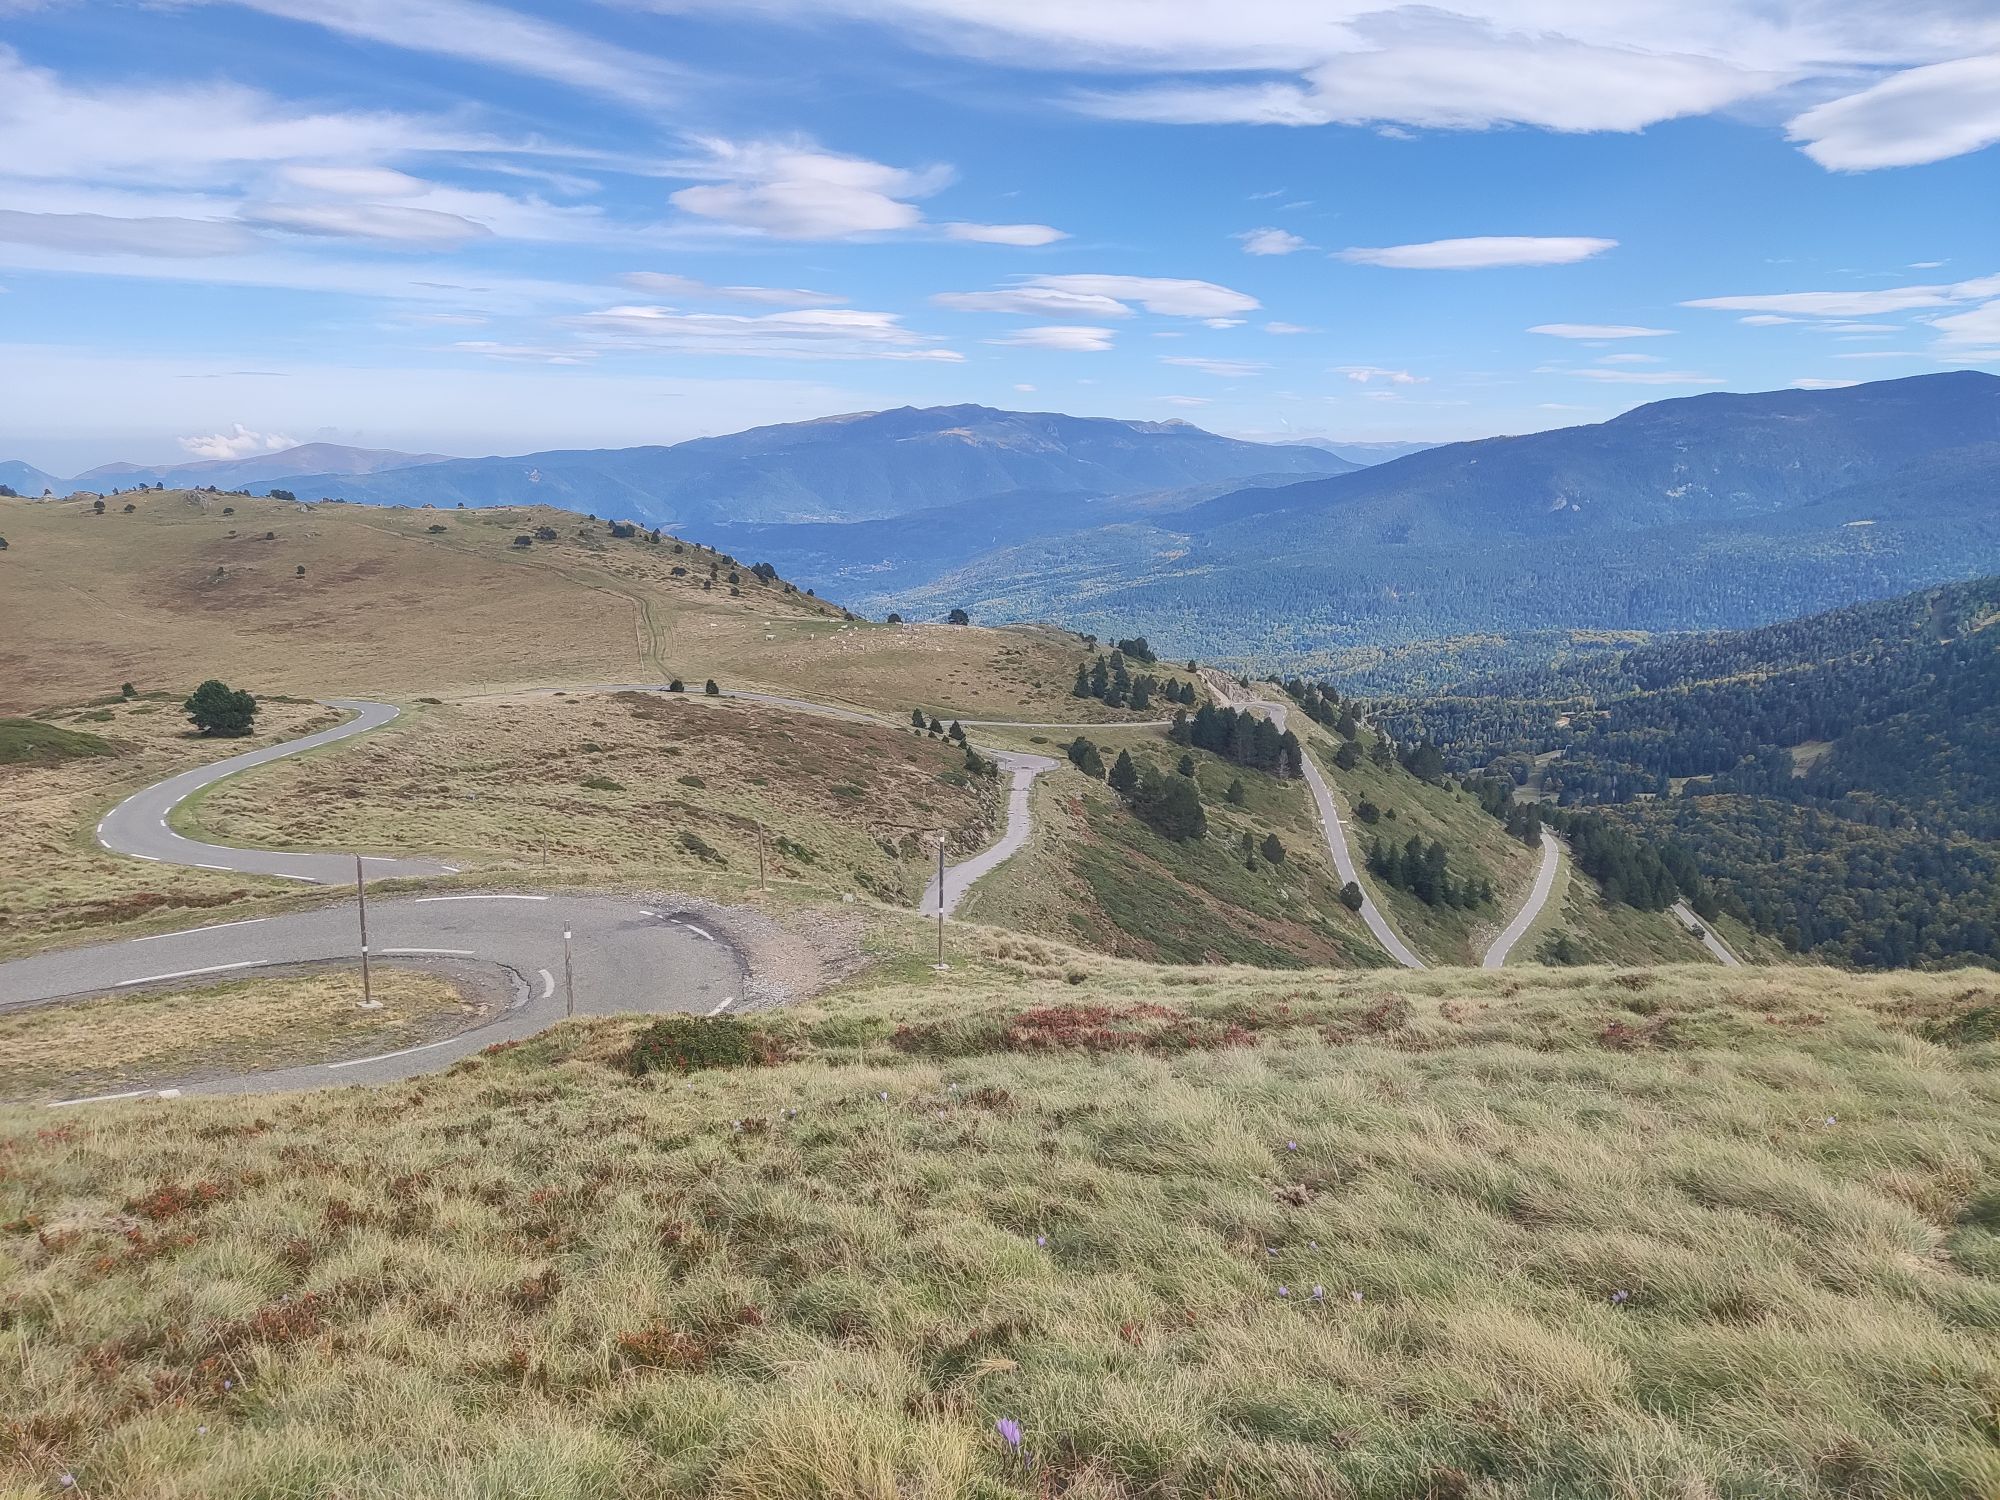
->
[5,955,1998,1497]
[0,968,474,1101]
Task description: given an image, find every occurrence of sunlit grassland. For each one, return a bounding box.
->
[963,725,1389,967]
[183,691,1000,910]
[0,968,472,1102]
[5,952,1996,1498]
[0,695,344,960]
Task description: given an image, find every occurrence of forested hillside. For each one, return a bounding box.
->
[1367,578,2000,967]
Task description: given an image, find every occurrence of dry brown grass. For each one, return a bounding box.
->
[187,691,1001,907]
[0,695,344,958]
[0,968,474,1102]
[2,953,1996,1498]
[0,494,838,713]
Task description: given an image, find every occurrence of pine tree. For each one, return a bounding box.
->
[1108,749,1139,796]
[1225,777,1245,806]
[1176,753,1196,778]
[1261,833,1285,864]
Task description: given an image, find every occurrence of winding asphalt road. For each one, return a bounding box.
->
[1481,831,1562,968]
[1673,901,1745,967]
[1216,684,1428,970]
[1,895,739,1104]
[98,699,452,885]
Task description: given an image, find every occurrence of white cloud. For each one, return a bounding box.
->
[1598,352,1664,364]
[1684,272,2000,320]
[1739,314,1798,325]
[1237,226,1306,255]
[452,341,599,365]
[933,285,1131,318]
[179,423,298,459]
[1831,350,1926,359]
[0,45,488,186]
[1529,322,1672,338]
[213,0,680,109]
[1909,260,1946,269]
[667,138,949,239]
[1013,383,1036,392]
[247,201,492,245]
[1342,236,1616,269]
[1025,274,1258,317]
[935,273,1257,321]
[280,165,430,198]
[1933,300,2000,346]
[1264,321,1313,334]
[622,272,846,307]
[1791,377,1860,389]
[1789,54,2000,170]
[1337,365,1423,384]
[942,221,1068,245]
[575,303,963,360]
[0,209,255,257]
[656,2,2000,168]
[990,325,1116,351]
[1160,355,1267,377]
[1203,317,1245,329]
[1572,368,1726,385]
[1159,395,1210,406]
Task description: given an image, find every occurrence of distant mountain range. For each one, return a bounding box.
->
[846,372,2000,674]
[5,407,1353,527]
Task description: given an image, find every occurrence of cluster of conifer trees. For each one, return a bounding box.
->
[1169,704,1303,778]
[1072,650,1198,712]
[1364,836,1492,909]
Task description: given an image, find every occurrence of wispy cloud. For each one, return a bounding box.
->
[1788,55,2000,170]
[1529,322,1672,339]
[936,273,1257,320]
[990,325,1116,351]
[1160,354,1267,377]
[1341,236,1615,269]
[212,0,681,109]
[179,423,297,459]
[1337,365,1423,384]
[575,303,963,360]
[622,272,845,307]
[942,221,1067,246]
[1237,226,1306,255]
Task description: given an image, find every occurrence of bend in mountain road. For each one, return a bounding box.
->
[1482,831,1561,969]
[1210,680,1429,971]
[98,698,452,886]
[1,895,740,1102]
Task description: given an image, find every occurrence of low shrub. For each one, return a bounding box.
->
[624,1016,776,1076]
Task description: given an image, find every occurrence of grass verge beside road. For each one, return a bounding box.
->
[5,954,1995,1497]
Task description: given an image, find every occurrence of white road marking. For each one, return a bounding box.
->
[50,1087,152,1108]
[195,863,231,871]
[117,960,266,987]
[640,909,660,918]
[326,1035,466,1070]
[682,922,716,942]
[538,969,555,1000]
[129,917,271,943]
[381,947,476,956]
[414,894,548,903]
[706,996,735,1016]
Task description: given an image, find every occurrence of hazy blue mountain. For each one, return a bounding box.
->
[857,373,2000,673]
[0,460,64,495]
[67,442,453,493]
[267,405,1349,527]
[1289,438,1440,465]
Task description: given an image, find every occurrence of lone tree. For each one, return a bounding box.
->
[1261,832,1286,865]
[946,607,971,625]
[668,678,685,693]
[184,679,257,737]
[704,679,721,696]
[1339,881,1365,911]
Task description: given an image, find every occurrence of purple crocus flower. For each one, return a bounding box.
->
[1034,1234,1046,1248]
[1277,1285,1290,1297]
[1312,1285,1325,1300]
[1350,1290,1365,1304]
[995,1417,1023,1453]
[1610,1289,1631,1305]
[1287,1141,1298,1152]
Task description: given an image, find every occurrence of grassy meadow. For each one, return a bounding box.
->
[0,694,346,960]
[0,492,1121,722]
[4,951,1997,1498]
[0,969,475,1103]
[964,726,1390,968]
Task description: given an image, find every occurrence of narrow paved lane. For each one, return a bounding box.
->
[1673,901,1745,967]
[1213,683,1428,970]
[0,895,740,1101]
[98,699,451,885]
[1482,831,1561,968]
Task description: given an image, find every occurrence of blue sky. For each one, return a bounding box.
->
[3,1,1998,473]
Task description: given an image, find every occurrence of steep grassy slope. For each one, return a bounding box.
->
[4,953,1996,1498]
[961,725,1390,967]
[0,493,1108,720]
